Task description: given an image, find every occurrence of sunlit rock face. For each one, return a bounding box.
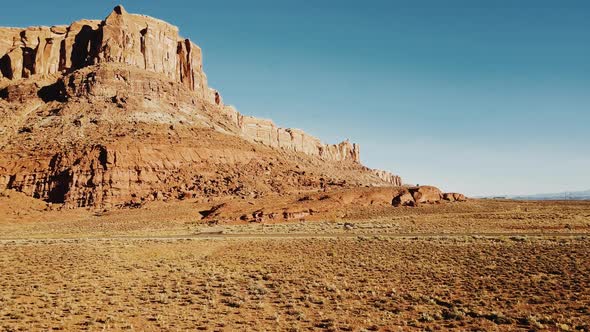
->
[0,5,402,208]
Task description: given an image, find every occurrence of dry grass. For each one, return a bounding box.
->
[0,199,589,330]
[1,237,589,331]
[1,198,589,239]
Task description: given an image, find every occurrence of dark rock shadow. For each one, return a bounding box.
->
[47,170,72,203]
[69,25,99,71]
[0,54,11,79]
[37,81,67,102]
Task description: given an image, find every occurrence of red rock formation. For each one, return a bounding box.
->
[409,186,442,204]
[392,191,415,207]
[0,22,100,79]
[0,5,404,208]
[443,192,467,202]
[369,169,402,186]
[230,113,361,163]
[1,6,370,165]
[391,186,457,207]
[0,6,208,96]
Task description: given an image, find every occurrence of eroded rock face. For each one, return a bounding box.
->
[61,20,101,71]
[390,186,464,207]
[392,191,415,207]
[369,169,402,186]
[0,5,370,165]
[0,23,101,80]
[99,6,177,77]
[443,192,467,202]
[227,112,361,163]
[409,186,442,204]
[0,6,210,99]
[0,28,21,58]
[0,5,404,208]
[2,141,278,208]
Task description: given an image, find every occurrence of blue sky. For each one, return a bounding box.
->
[2,1,589,196]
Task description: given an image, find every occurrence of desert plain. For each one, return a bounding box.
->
[1,192,589,331]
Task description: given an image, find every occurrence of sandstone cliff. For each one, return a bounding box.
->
[0,5,374,165]
[0,6,210,99]
[0,5,402,208]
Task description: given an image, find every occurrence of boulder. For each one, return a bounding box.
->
[392,191,415,207]
[443,192,466,202]
[358,188,399,206]
[2,81,40,103]
[409,186,442,204]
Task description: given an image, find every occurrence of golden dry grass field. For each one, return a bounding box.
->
[1,197,589,331]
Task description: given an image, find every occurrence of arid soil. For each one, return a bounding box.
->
[1,188,588,238]
[1,198,589,331]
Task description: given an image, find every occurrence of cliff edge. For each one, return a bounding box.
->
[0,5,401,208]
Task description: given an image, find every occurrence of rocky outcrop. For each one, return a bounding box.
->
[0,28,21,57]
[97,6,211,100]
[392,191,415,207]
[409,186,442,204]
[369,169,402,186]
[390,186,464,207]
[0,6,212,99]
[62,65,200,107]
[0,132,386,209]
[0,5,404,208]
[443,192,467,202]
[219,106,361,163]
[0,142,268,208]
[0,22,101,80]
[0,5,369,165]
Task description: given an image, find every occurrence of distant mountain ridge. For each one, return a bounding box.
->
[494,189,590,200]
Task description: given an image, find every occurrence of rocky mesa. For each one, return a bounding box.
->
[0,5,407,209]
[0,5,369,164]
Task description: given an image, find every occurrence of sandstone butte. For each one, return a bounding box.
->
[0,5,406,209]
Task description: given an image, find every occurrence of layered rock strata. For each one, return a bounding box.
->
[0,6,210,99]
[0,6,372,165]
[220,106,361,163]
[369,169,402,187]
[0,5,403,208]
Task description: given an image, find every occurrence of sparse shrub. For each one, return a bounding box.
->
[419,312,434,322]
[442,307,465,320]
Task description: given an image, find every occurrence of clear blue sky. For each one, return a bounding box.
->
[2,1,589,196]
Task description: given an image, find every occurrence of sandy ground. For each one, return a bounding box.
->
[1,194,589,239]
[0,197,589,331]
